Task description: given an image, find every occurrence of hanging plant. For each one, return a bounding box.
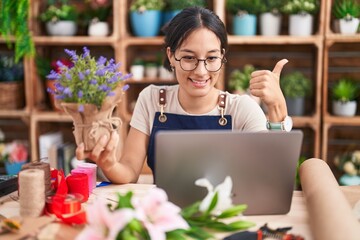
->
[0,0,35,63]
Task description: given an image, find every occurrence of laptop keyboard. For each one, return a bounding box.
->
[0,175,18,197]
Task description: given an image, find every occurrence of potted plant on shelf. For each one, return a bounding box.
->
[130,58,145,81]
[129,0,165,37]
[0,0,35,63]
[258,0,284,36]
[281,0,320,36]
[334,151,360,186]
[228,65,260,104]
[226,0,262,36]
[83,1,112,37]
[332,0,360,35]
[0,54,25,110]
[47,47,131,151]
[163,0,206,26]
[280,71,312,116]
[39,0,79,36]
[331,78,359,117]
[0,141,28,175]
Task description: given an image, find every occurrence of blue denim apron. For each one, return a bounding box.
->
[147,89,232,174]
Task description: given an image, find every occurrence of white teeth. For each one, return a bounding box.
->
[191,79,207,83]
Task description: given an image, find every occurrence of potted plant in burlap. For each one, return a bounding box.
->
[47,47,131,151]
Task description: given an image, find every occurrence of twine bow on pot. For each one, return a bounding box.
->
[60,87,124,152]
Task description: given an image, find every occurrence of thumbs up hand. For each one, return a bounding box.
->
[249,59,288,122]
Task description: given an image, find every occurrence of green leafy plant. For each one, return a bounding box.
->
[332,0,360,20]
[166,0,206,10]
[226,0,263,15]
[130,0,165,11]
[0,55,24,82]
[280,71,312,98]
[281,0,320,15]
[331,78,359,102]
[228,65,255,92]
[258,0,286,14]
[39,0,78,22]
[82,2,112,24]
[334,151,360,176]
[0,0,35,63]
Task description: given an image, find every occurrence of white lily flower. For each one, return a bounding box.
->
[195,176,233,214]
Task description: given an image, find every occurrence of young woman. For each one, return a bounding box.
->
[76,7,290,184]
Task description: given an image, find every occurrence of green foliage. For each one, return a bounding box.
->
[226,0,263,15]
[0,0,35,63]
[0,55,24,82]
[35,57,52,80]
[280,71,312,98]
[258,0,286,14]
[39,1,78,22]
[295,156,306,188]
[332,0,360,19]
[82,4,112,24]
[281,0,320,15]
[179,192,255,239]
[166,0,206,10]
[228,65,255,92]
[130,0,166,11]
[332,78,359,102]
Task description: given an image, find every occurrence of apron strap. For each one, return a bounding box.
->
[218,93,228,126]
[158,88,167,123]
[158,89,228,126]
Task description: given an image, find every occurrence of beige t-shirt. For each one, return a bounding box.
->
[130,84,267,136]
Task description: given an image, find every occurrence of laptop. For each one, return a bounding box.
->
[155,130,303,215]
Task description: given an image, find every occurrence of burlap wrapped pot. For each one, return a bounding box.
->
[59,87,123,152]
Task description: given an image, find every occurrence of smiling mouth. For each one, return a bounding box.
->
[190,78,209,87]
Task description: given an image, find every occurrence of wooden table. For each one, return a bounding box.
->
[0,182,358,240]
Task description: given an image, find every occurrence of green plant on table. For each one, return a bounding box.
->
[331,78,359,102]
[332,0,360,20]
[280,71,312,98]
[39,0,78,23]
[0,0,35,63]
[281,0,320,15]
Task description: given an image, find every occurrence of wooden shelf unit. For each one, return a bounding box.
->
[321,0,360,164]
[1,0,352,167]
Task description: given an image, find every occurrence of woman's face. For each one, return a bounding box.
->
[167,28,224,99]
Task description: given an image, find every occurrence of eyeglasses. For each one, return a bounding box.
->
[174,55,226,72]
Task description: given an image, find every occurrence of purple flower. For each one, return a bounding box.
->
[47,70,60,80]
[96,69,105,76]
[78,72,84,80]
[85,69,90,75]
[77,90,83,98]
[82,47,90,58]
[78,104,84,112]
[122,84,130,91]
[107,91,115,97]
[63,87,72,97]
[90,79,97,85]
[107,76,118,84]
[65,49,78,62]
[55,95,65,100]
[98,84,110,92]
[56,60,65,68]
[65,72,72,80]
[97,56,107,66]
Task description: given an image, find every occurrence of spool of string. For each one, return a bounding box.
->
[22,162,52,196]
[66,173,89,202]
[19,169,45,217]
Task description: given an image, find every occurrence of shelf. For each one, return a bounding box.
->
[0,109,30,118]
[323,115,360,126]
[31,111,72,122]
[33,36,117,46]
[325,34,360,44]
[228,35,323,46]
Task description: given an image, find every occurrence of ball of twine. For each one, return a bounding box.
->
[22,162,51,196]
[19,169,45,217]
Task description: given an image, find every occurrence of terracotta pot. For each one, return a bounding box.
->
[60,87,124,151]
